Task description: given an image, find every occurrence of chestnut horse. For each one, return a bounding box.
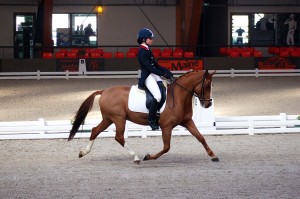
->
[68,70,219,164]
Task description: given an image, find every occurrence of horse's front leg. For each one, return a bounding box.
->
[143,127,172,161]
[181,119,219,162]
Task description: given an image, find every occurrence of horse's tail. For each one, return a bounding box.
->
[68,90,103,141]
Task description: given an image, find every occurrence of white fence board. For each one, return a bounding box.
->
[1,113,299,140]
[1,69,300,80]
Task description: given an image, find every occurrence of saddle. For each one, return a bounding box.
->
[128,81,167,114]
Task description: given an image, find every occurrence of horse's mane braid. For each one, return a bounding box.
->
[177,70,199,79]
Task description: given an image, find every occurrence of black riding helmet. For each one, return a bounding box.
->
[137,28,154,44]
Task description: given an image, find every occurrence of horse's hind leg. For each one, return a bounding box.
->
[79,118,112,158]
[181,119,219,162]
[114,119,141,164]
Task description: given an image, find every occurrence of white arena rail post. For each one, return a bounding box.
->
[66,70,69,79]
[255,68,259,77]
[230,68,234,77]
[141,126,147,138]
[248,119,254,135]
[124,123,129,138]
[280,113,287,129]
[37,70,41,80]
[38,118,46,135]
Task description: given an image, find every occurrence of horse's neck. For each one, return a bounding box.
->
[167,78,195,108]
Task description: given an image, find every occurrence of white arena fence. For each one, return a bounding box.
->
[1,68,300,139]
[0,68,300,80]
[0,114,299,140]
[1,95,300,140]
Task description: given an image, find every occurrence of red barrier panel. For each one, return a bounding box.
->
[158,59,203,71]
[257,57,297,69]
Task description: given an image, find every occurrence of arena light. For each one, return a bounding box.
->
[97,6,103,14]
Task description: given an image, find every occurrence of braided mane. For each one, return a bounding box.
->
[176,70,199,80]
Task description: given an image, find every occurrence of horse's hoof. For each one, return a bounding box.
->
[211,156,219,162]
[79,152,84,158]
[143,154,151,161]
[134,160,141,164]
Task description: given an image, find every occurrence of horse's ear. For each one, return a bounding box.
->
[210,70,217,76]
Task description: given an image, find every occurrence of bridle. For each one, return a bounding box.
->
[169,70,212,108]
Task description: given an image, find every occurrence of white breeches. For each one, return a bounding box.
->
[145,73,163,102]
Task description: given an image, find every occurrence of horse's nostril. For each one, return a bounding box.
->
[205,102,212,108]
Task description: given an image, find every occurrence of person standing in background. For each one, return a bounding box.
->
[284,14,297,46]
[84,23,95,45]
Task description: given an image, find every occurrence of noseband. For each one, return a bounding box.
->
[170,71,212,107]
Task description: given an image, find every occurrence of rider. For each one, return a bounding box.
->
[137,28,174,131]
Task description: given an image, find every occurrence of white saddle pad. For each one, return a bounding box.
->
[128,85,166,113]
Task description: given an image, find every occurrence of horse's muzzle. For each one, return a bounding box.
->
[200,99,212,108]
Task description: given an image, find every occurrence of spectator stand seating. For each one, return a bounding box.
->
[66,52,78,58]
[268,46,300,57]
[90,52,101,58]
[128,48,139,56]
[114,52,125,58]
[126,52,137,58]
[183,51,194,58]
[253,50,262,57]
[174,48,184,54]
[102,52,113,58]
[219,46,262,58]
[173,51,183,58]
[290,49,300,57]
[42,52,53,59]
[161,51,172,58]
[43,47,199,60]
[91,48,104,56]
[55,52,65,59]
[279,47,300,57]
[58,48,69,55]
[152,48,162,57]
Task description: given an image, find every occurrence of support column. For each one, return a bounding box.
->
[43,0,53,53]
[35,0,53,54]
[176,0,203,53]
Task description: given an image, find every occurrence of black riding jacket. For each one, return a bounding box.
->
[137,44,168,89]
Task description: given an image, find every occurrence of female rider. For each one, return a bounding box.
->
[137,28,173,130]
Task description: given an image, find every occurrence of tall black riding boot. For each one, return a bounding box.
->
[148,99,159,130]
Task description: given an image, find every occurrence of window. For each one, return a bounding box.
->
[52,13,97,46]
[72,14,97,46]
[251,13,275,46]
[231,15,249,45]
[52,14,69,46]
[253,13,275,30]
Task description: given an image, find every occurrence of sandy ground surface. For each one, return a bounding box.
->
[1,134,299,199]
[0,76,299,122]
[0,76,300,198]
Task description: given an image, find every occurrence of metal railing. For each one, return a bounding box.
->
[1,69,300,80]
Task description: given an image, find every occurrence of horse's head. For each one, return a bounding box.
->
[195,70,216,108]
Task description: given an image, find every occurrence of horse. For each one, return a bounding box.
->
[68,70,219,164]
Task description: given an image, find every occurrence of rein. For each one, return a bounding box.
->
[168,71,212,108]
